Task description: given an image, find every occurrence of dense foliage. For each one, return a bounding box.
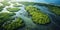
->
[0,5,5,12]
[25,6,51,24]
[47,6,60,16]
[1,1,10,6]
[13,3,22,7]
[2,18,24,30]
[7,7,20,12]
[0,12,15,26]
[0,1,59,30]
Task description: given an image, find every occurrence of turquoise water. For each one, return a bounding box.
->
[16,0,60,5]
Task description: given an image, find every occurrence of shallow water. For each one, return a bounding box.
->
[0,0,60,30]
